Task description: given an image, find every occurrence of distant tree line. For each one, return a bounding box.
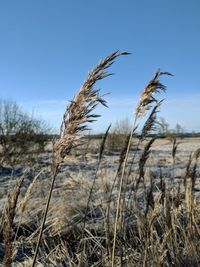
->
[0,99,51,165]
[0,98,198,161]
[85,117,200,152]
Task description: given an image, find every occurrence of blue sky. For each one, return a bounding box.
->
[0,0,200,133]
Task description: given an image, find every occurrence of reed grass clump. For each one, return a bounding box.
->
[0,51,199,267]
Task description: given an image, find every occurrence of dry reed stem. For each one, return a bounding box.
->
[32,51,128,267]
[111,118,137,267]
[3,170,28,267]
[79,124,111,265]
[31,165,59,267]
[14,170,43,242]
[112,70,171,267]
[20,170,43,213]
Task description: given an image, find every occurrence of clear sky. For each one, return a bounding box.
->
[0,0,200,133]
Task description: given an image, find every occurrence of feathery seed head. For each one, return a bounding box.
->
[135,69,172,117]
[53,51,129,167]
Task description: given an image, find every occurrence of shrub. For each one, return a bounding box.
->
[107,117,131,151]
[0,99,51,165]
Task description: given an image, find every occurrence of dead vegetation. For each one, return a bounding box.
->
[0,52,199,267]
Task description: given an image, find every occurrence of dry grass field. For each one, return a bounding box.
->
[0,52,199,267]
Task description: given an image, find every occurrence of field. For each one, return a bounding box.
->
[0,136,200,266]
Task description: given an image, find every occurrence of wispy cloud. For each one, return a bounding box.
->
[36,99,67,105]
[18,92,200,132]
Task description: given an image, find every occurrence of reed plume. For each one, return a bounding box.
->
[141,100,163,139]
[32,51,128,267]
[135,137,156,191]
[117,132,131,175]
[53,51,129,168]
[172,137,178,160]
[190,148,200,191]
[112,70,172,267]
[135,70,172,117]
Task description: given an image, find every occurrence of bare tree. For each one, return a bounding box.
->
[157,117,170,135]
[175,123,184,135]
[107,117,131,151]
[0,99,51,165]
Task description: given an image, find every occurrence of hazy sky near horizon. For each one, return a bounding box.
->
[0,0,200,132]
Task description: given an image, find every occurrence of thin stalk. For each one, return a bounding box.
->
[78,125,111,266]
[111,115,137,267]
[14,170,42,243]
[31,165,59,267]
[83,124,111,229]
[171,137,177,206]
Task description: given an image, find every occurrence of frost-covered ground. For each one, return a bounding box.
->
[0,137,200,265]
[1,137,200,211]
